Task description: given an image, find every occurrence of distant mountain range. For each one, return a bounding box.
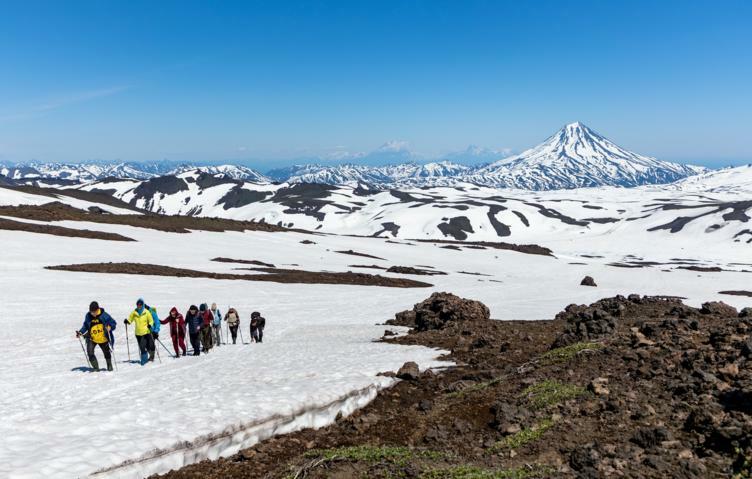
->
[65,164,751,244]
[1,122,707,190]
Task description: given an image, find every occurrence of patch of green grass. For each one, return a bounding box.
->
[491,418,555,451]
[421,464,554,479]
[520,379,588,410]
[538,342,602,365]
[304,445,444,466]
[446,378,502,398]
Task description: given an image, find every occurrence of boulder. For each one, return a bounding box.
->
[700,301,738,317]
[393,292,490,331]
[396,361,420,380]
[580,276,597,287]
[739,307,752,318]
[588,377,610,396]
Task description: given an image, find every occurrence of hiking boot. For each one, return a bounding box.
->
[106,358,113,371]
[90,357,100,371]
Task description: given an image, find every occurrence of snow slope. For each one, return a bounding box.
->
[667,164,752,194]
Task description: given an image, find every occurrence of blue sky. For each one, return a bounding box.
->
[0,0,750,170]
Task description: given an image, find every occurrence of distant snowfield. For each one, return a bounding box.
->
[0,179,750,478]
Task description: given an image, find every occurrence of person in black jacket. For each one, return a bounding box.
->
[250,311,265,343]
[76,301,117,371]
[184,305,202,356]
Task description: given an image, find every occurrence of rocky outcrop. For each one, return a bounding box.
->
[389,292,490,332]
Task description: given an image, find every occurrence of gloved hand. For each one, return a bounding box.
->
[152,332,159,339]
[123,319,129,326]
[75,331,81,338]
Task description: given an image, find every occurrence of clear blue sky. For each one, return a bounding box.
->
[0,0,750,169]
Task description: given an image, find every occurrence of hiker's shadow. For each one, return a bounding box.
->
[70,366,97,373]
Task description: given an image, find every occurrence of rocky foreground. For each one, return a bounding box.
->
[156,293,752,478]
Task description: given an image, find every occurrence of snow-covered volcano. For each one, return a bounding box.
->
[468,122,706,189]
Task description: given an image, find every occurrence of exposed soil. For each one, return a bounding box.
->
[414,239,553,257]
[720,290,752,298]
[0,202,298,234]
[678,266,724,273]
[212,257,276,268]
[0,217,135,242]
[386,266,447,276]
[45,262,432,288]
[335,249,386,260]
[152,293,752,478]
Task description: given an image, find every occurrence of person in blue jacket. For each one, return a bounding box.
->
[185,305,203,356]
[76,301,117,371]
[144,302,160,361]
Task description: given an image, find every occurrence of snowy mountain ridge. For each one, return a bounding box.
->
[2,122,707,190]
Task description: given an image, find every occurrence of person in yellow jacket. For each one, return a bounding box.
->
[124,298,155,365]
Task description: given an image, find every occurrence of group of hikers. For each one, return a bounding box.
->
[75,299,267,371]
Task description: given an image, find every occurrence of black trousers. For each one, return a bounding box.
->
[189,331,201,355]
[251,326,263,343]
[229,324,238,343]
[86,339,111,362]
[136,334,155,360]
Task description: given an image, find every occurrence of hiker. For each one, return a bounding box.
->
[124,298,155,365]
[145,303,160,360]
[76,301,117,371]
[185,305,202,356]
[210,303,222,346]
[250,311,265,343]
[224,307,240,344]
[199,303,214,352]
[160,307,187,357]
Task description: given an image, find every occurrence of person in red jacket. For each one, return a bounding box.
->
[160,307,187,357]
[199,303,214,352]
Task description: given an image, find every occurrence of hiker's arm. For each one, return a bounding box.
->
[78,315,90,335]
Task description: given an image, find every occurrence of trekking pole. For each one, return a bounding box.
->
[155,337,176,359]
[154,337,162,363]
[239,327,248,345]
[125,321,131,362]
[109,343,119,371]
[224,321,229,345]
[77,333,92,368]
[107,330,119,371]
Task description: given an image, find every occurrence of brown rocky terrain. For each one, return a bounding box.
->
[0,217,135,241]
[0,202,297,234]
[45,262,433,288]
[152,293,752,478]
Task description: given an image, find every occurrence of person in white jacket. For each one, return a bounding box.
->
[210,303,223,346]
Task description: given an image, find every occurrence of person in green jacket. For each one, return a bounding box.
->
[124,298,155,365]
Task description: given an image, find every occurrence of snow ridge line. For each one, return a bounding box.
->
[88,382,387,479]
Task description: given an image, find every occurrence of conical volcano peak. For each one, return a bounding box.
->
[560,121,599,139]
[474,122,705,189]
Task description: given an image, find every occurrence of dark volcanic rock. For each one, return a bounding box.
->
[580,275,597,287]
[217,185,271,210]
[386,266,447,276]
[700,301,738,316]
[393,292,490,332]
[396,361,420,380]
[437,216,474,240]
[132,175,188,199]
